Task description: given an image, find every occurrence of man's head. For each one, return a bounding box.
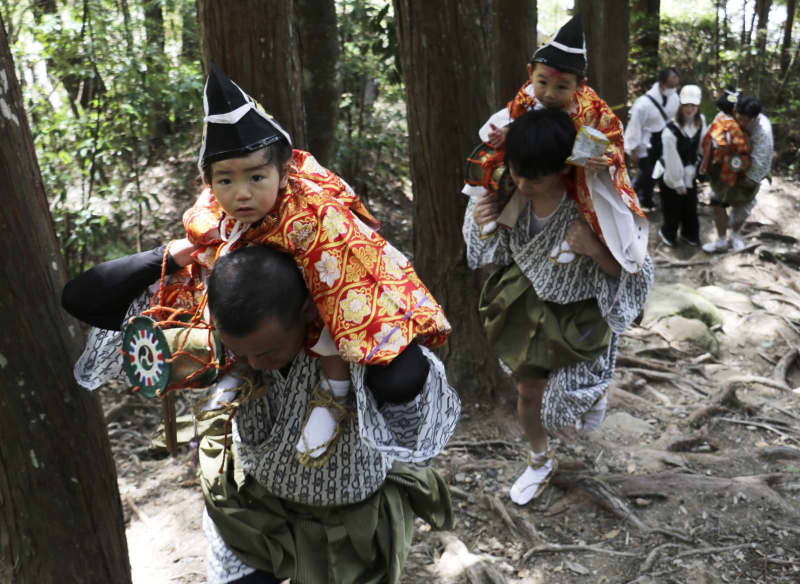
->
[657,67,680,95]
[208,246,313,370]
[504,108,576,199]
[735,95,762,127]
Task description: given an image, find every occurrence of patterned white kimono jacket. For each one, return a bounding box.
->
[463,194,653,431]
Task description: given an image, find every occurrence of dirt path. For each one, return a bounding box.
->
[105,176,800,583]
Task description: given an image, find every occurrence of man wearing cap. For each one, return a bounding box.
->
[625,67,681,209]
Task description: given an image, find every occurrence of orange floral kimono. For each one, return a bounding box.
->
[183,150,451,365]
[701,114,750,186]
[477,82,646,244]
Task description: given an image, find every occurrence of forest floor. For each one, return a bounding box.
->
[97,168,800,584]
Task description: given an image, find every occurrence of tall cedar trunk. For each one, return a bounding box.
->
[579,1,630,121]
[494,0,537,107]
[144,0,170,147]
[393,0,507,395]
[295,0,340,167]
[630,0,660,95]
[197,0,306,149]
[0,18,131,583]
[181,0,200,61]
[754,0,772,96]
[781,0,796,73]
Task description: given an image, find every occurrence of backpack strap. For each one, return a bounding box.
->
[645,94,669,122]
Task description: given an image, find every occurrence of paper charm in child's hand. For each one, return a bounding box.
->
[567,126,610,168]
[548,240,576,264]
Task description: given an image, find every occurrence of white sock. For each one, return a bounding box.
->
[509,448,554,505]
[296,378,350,458]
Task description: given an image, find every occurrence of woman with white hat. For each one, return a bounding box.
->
[654,84,706,248]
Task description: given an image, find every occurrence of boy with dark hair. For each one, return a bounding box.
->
[63,242,460,584]
[464,108,653,505]
[702,95,773,252]
[464,13,647,272]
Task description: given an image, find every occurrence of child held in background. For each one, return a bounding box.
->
[653,85,706,248]
[184,63,451,461]
[463,109,653,505]
[699,89,754,253]
[463,13,646,254]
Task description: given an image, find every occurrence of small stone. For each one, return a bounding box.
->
[634,498,651,507]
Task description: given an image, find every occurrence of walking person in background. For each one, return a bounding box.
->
[653,85,706,248]
[702,95,773,252]
[625,67,681,210]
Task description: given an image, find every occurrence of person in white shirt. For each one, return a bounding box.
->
[702,96,774,253]
[653,84,706,247]
[624,67,681,209]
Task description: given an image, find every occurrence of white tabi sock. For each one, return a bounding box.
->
[509,446,556,506]
[296,378,351,459]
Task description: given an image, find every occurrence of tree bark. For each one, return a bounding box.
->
[578,0,630,120]
[392,0,507,394]
[295,0,340,167]
[781,0,796,73]
[494,0,537,107]
[0,18,131,583]
[630,0,660,96]
[181,0,200,61]
[144,0,170,148]
[197,0,307,149]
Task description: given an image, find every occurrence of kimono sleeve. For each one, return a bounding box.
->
[462,196,513,269]
[594,255,654,334]
[350,347,460,463]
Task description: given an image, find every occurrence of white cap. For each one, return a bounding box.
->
[679,85,702,105]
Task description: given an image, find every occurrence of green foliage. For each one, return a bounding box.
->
[4,0,202,275]
[334,0,409,207]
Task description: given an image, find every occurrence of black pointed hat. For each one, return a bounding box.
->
[198,61,292,171]
[532,14,586,76]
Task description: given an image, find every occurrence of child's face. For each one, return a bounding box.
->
[508,165,564,201]
[210,149,288,223]
[527,63,579,110]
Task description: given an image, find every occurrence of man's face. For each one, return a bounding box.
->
[661,72,680,93]
[217,315,306,371]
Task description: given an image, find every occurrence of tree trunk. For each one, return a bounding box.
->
[181,0,200,61]
[144,0,170,148]
[494,0,537,107]
[781,0,796,73]
[578,0,630,120]
[0,18,131,583]
[197,0,307,149]
[392,0,507,395]
[295,0,340,167]
[630,0,660,96]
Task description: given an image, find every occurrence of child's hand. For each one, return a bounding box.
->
[565,219,603,258]
[167,238,200,267]
[585,155,611,172]
[488,124,509,149]
[473,192,500,227]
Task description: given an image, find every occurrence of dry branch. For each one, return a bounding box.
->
[522,542,638,562]
[550,472,649,530]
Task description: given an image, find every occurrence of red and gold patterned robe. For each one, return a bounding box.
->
[183,150,451,365]
[483,82,646,243]
[700,114,750,186]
